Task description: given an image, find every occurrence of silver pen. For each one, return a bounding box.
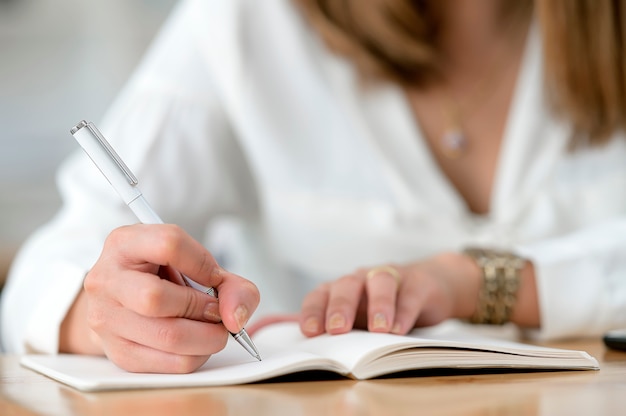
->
[69,120,261,361]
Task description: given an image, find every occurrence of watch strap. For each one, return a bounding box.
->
[464,248,525,325]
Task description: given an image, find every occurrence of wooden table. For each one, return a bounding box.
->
[1,338,625,415]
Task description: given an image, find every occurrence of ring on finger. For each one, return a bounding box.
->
[366,265,401,285]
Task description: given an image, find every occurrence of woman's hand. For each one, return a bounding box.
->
[60,224,260,374]
[299,253,482,337]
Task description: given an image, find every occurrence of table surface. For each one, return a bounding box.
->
[1,338,625,416]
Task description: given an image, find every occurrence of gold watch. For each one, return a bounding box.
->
[463,248,526,325]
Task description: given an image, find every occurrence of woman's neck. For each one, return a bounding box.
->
[434,0,531,80]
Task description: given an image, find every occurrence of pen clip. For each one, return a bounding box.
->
[71,120,138,186]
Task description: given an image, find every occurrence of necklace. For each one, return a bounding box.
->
[440,98,470,159]
[439,78,496,159]
[436,34,525,159]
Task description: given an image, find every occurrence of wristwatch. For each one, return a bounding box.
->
[463,248,526,325]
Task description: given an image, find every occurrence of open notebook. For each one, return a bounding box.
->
[21,320,598,391]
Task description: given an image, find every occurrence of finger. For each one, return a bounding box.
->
[105,224,221,286]
[85,267,223,323]
[324,274,365,334]
[129,317,228,356]
[131,226,261,333]
[391,275,427,334]
[103,225,260,330]
[208,269,260,334]
[102,336,212,374]
[364,266,400,332]
[300,283,331,337]
[89,301,229,356]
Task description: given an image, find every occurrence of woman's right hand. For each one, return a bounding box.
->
[59,224,260,374]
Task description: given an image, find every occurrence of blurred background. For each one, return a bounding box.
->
[0,0,178,285]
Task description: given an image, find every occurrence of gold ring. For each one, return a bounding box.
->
[366,265,401,285]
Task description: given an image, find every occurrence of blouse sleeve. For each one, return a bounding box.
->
[517,218,626,340]
[0,0,256,353]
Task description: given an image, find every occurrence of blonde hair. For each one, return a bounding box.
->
[294,0,626,145]
[537,0,626,144]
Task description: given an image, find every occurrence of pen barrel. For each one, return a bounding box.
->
[128,196,164,224]
[72,125,142,205]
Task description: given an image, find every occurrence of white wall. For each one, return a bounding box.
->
[0,0,177,267]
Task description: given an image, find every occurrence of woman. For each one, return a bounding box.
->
[1,0,625,373]
[292,0,626,338]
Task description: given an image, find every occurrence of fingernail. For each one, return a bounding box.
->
[391,323,402,334]
[203,302,221,323]
[327,313,346,330]
[235,305,249,330]
[303,317,320,333]
[372,313,388,330]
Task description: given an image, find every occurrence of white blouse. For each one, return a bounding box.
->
[2,0,626,353]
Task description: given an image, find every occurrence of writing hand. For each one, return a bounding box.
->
[62,224,259,373]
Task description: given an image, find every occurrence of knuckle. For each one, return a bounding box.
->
[172,356,205,374]
[337,274,361,286]
[135,284,167,316]
[302,282,330,303]
[193,251,213,278]
[83,271,101,293]
[156,325,183,349]
[86,306,106,331]
[354,267,370,276]
[152,225,185,259]
[104,225,131,249]
[307,282,330,297]
[301,288,318,302]
[301,291,322,310]
[400,281,422,300]
[301,296,324,314]
[329,294,354,308]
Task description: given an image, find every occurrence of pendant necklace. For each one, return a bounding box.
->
[440,101,469,159]
[438,68,504,159]
[437,33,522,160]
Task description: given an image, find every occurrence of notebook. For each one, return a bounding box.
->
[20,320,598,391]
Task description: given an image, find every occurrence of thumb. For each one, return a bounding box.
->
[158,266,223,323]
[166,266,260,331]
[210,269,260,334]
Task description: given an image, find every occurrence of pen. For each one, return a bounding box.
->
[69,120,261,361]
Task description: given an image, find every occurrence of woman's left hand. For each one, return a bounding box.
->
[298,252,482,337]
